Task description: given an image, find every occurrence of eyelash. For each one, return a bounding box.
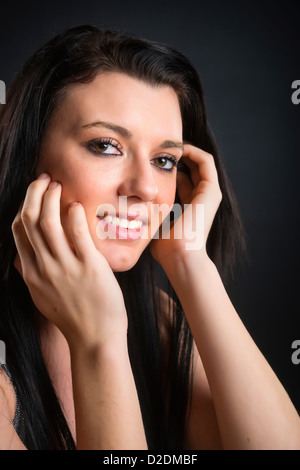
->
[86,138,178,173]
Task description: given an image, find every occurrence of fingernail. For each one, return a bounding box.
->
[70,202,79,207]
[49,181,60,189]
[37,173,50,180]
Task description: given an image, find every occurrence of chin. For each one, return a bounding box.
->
[99,245,143,273]
[109,257,140,273]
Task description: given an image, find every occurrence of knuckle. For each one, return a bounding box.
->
[40,216,55,233]
[11,216,21,232]
[22,267,36,286]
[21,207,35,224]
[216,188,223,203]
[201,180,212,192]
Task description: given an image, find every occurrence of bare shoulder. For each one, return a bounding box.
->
[0,366,26,449]
[156,288,222,450]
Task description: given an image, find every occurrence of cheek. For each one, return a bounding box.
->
[38,149,96,205]
[57,166,123,244]
[157,178,177,207]
[39,154,95,232]
[152,178,177,228]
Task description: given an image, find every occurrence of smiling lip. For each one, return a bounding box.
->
[97,214,147,241]
[97,211,149,224]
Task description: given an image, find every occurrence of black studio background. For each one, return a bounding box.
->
[0,0,299,420]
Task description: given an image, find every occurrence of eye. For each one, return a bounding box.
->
[152,155,178,173]
[87,138,122,156]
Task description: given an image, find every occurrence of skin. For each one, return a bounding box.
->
[5,72,188,449]
[36,72,183,272]
[1,72,300,449]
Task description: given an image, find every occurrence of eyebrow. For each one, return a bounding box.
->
[82,120,184,151]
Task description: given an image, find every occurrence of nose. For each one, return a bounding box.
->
[117,153,158,202]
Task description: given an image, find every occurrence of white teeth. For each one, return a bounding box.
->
[100,215,143,229]
[128,220,141,229]
[105,215,113,224]
[119,218,128,228]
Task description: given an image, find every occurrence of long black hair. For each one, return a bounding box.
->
[0,25,246,449]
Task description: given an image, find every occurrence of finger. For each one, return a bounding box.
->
[11,209,38,282]
[182,144,220,186]
[40,181,76,263]
[67,202,96,263]
[20,174,54,262]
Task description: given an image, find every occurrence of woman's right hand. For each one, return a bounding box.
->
[11,173,128,350]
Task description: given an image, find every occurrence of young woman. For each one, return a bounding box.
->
[0,25,299,450]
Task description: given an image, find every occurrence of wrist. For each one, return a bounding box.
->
[66,316,128,360]
[160,249,217,299]
[69,333,129,368]
[160,248,212,276]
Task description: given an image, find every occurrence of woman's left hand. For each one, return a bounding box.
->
[150,144,222,267]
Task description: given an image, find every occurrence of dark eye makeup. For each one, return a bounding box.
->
[87,137,122,156]
[86,137,179,173]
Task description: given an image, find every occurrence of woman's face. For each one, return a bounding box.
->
[37,72,183,271]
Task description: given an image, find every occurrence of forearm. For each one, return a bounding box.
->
[70,338,147,450]
[163,253,300,449]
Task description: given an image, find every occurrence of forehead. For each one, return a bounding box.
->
[52,72,182,138]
